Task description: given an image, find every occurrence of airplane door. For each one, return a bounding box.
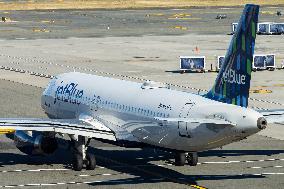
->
[178,102,194,137]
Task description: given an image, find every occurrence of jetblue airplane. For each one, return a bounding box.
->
[0,4,283,171]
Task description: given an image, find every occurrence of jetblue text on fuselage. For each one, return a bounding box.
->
[55,82,84,105]
[221,69,246,85]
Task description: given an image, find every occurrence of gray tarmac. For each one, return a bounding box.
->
[0,5,284,189]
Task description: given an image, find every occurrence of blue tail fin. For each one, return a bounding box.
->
[206,4,259,107]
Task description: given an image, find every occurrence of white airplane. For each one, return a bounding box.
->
[0,4,284,171]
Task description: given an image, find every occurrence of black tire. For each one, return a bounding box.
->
[73,153,83,171]
[187,152,198,166]
[175,152,185,166]
[86,153,96,170]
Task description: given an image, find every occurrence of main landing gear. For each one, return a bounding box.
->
[174,152,198,166]
[70,135,96,171]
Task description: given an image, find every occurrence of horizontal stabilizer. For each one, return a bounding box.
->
[154,117,236,126]
[258,109,284,124]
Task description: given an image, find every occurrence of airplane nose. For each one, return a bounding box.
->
[257,117,267,130]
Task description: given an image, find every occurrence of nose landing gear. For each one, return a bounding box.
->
[174,152,198,166]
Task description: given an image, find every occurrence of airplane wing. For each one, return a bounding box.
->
[258,109,284,124]
[154,117,236,126]
[0,117,116,141]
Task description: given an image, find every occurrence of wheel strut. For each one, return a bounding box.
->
[70,135,96,171]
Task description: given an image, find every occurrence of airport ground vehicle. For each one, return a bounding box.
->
[218,54,276,71]
[232,22,284,35]
[252,54,276,71]
[179,56,206,73]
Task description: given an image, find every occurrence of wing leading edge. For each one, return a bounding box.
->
[0,118,116,141]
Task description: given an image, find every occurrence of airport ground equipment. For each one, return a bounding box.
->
[217,54,276,71]
[270,23,284,34]
[253,54,276,71]
[231,23,238,34]
[216,14,227,19]
[1,4,283,171]
[217,56,225,71]
[179,56,206,73]
[232,22,284,35]
[257,22,273,34]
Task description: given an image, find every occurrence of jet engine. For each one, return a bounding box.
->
[13,130,58,156]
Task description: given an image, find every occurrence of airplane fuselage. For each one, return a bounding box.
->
[41,72,264,152]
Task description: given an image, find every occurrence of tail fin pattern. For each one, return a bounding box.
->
[206,4,259,107]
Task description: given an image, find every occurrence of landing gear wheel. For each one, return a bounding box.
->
[175,152,185,166]
[86,153,96,170]
[73,153,83,171]
[187,152,198,166]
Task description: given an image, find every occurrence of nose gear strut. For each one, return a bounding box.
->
[70,135,96,171]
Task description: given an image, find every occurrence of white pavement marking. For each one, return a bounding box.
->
[262,172,284,175]
[1,157,283,176]
[0,168,70,173]
[77,173,117,177]
[1,172,284,188]
[250,165,284,169]
[198,158,284,165]
[0,178,158,188]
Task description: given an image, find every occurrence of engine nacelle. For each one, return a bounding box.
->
[14,131,58,156]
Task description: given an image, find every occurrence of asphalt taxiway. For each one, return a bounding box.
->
[0,5,284,189]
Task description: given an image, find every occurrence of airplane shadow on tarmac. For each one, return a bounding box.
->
[2,144,284,186]
[87,147,274,186]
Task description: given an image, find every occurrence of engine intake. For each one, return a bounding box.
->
[14,131,58,156]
